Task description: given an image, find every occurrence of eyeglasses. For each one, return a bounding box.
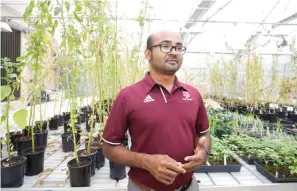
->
[149,44,187,55]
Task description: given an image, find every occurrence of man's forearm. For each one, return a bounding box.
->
[102,143,150,170]
[196,131,211,152]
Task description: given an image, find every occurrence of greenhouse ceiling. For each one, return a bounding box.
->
[1,0,297,65]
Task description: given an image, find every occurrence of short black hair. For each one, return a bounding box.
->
[146,34,153,49]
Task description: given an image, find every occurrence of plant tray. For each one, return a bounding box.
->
[284,128,297,135]
[240,155,259,165]
[194,164,242,173]
[255,161,297,183]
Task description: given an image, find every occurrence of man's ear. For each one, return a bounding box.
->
[144,49,151,61]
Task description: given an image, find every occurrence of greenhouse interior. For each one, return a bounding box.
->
[1,0,297,190]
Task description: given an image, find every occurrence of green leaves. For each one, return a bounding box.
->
[16,56,25,62]
[65,2,70,12]
[1,86,11,101]
[54,6,62,16]
[13,109,28,129]
[23,0,35,22]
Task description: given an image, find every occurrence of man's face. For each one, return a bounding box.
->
[147,31,185,75]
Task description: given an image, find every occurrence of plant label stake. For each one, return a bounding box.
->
[287,135,291,142]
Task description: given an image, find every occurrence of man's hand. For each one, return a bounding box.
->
[181,137,207,172]
[145,154,186,185]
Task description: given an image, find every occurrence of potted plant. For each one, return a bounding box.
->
[51,0,92,186]
[1,57,28,187]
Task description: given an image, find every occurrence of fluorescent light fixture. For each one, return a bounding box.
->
[1,22,12,32]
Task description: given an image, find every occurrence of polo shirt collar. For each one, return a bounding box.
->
[143,72,187,93]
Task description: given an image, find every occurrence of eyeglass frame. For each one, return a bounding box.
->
[148,44,187,55]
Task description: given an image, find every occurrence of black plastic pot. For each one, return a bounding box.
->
[277,111,288,119]
[64,123,81,133]
[22,146,45,176]
[68,157,92,187]
[258,113,277,123]
[35,130,48,147]
[63,124,81,143]
[58,115,64,126]
[80,113,86,123]
[16,137,33,156]
[288,113,297,122]
[49,116,59,130]
[77,148,97,176]
[61,132,75,152]
[63,112,70,123]
[1,156,27,188]
[109,160,126,180]
[84,139,105,169]
[34,120,48,132]
[95,148,105,169]
[255,161,297,183]
[22,126,32,137]
[9,131,22,151]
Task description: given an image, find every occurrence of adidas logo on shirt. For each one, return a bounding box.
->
[144,95,155,103]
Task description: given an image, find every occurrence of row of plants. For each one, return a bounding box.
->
[221,133,297,182]
[195,136,242,173]
[204,43,297,106]
[1,0,152,188]
[207,107,297,182]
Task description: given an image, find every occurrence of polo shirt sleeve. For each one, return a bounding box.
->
[195,92,210,135]
[102,90,128,145]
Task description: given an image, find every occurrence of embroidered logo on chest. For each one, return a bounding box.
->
[144,95,155,103]
[182,91,192,101]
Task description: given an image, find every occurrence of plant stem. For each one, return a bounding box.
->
[6,96,11,166]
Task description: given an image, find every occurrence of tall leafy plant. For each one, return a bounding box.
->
[21,0,59,152]
[1,58,28,164]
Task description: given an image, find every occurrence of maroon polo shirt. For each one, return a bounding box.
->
[102,72,209,191]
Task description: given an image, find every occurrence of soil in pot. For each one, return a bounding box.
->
[67,157,92,187]
[77,148,97,176]
[9,131,22,151]
[109,160,126,180]
[84,139,105,169]
[22,146,46,176]
[49,116,59,130]
[16,136,33,156]
[1,156,27,187]
[35,130,48,147]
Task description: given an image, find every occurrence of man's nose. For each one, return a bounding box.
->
[169,47,178,55]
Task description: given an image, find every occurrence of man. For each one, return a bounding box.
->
[102,31,211,191]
